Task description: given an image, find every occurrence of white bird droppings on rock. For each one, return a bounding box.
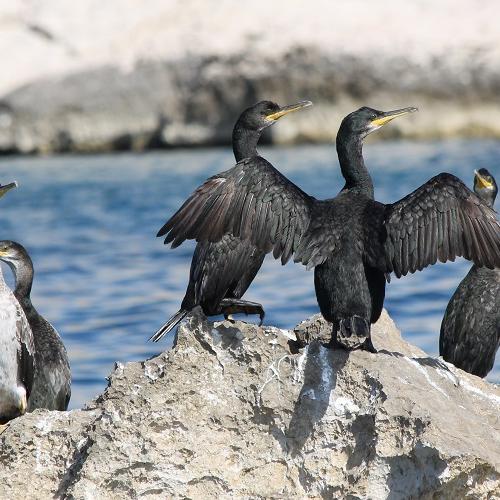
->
[0,309,498,498]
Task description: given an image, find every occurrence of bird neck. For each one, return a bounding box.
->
[336,130,374,198]
[484,190,497,208]
[232,121,261,162]
[9,259,34,304]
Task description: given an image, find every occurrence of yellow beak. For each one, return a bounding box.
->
[266,100,313,121]
[0,181,18,199]
[474,169,493,189]
[370,107,418,128]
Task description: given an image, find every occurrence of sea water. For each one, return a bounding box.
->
[0,139,497,408]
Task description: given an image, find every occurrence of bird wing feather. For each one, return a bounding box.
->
[382,173,500,277]
[293,200,346,269]
[439,266,500,377]
[158,157,314,263]
[16,305,35,399]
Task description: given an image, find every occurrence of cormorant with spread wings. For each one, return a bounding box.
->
[159,106,500,352]
[151,100,312,341]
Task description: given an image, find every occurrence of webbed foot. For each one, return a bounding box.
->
[220,298,265,326]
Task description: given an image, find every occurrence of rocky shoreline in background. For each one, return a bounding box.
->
[2,1,500,154]
[0,309,498,498]
[3,49,500,154]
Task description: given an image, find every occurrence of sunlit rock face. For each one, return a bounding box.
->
[2,1,500,153]
[0,308,499,499]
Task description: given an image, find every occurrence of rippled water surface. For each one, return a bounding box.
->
[0,140,498,408]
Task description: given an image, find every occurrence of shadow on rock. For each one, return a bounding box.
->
[285,341,348,457]
[211,324,245,350]
[386,444,448,500]
[377,349,405,358]
[412,356,453,372]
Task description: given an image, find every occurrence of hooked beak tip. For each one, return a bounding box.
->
[266,100,313,121]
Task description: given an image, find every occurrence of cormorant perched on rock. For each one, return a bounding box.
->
[151,100,312,342]
[440,168,499,377]
[0,183,35,426]
[159,106,500,352]
[0,241,71,410]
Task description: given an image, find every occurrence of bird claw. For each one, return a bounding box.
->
[220,299,265,326]
[258,309,265,326]
[363,338,378,353]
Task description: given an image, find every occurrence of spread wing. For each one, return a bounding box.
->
[383,173,500,278]
[293,200,345,269]
[158,157,315,264]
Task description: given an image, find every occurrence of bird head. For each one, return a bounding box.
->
[239,100,313,131]
[340,106,418,139]
[0,240,27,268]
[473,168,497,207]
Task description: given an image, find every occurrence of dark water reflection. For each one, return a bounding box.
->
[0,139,498,408]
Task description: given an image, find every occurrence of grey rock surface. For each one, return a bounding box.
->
[2,50,500,154]
[0,309,499,499]
[2,1,500,152]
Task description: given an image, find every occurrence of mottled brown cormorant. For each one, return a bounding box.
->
[0,241,71,409]
[159,106,500,352]
[440,168,499,377]
[151,100,312,341]
[0,182,35,425]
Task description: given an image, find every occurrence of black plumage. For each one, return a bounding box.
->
[160,106,500,352]
[151,100,312,342]
[440,169,499,377]
[0,241,71,410]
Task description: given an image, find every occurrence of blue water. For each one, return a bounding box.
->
[0,139,498,408]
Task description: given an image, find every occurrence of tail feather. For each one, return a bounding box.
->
[150,309,189,342]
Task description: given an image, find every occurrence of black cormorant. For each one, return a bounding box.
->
[0,182,35,426]
[439,168,499,377]
[159,106,500,352]
[151,100,312,341]
[0,241,71,410]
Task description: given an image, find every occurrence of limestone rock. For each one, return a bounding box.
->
[2,1,500,152]
[0,309,499,499]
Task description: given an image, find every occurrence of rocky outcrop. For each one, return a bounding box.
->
[0,309,499,499]
[2,1,500,153]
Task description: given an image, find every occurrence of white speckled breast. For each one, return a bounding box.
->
[0,266,34,417]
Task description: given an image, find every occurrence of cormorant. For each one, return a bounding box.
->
[439,168,499,377]
[151,100,312,341]
[0,241,71,410]
[0,182,35,426]
[159,106,500,352]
